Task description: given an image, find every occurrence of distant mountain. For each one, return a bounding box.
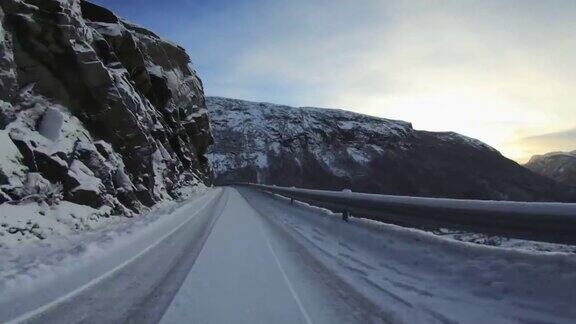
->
[206,97,573,202]
[525,151,576,187]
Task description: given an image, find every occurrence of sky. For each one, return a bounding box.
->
[92,0,576,163]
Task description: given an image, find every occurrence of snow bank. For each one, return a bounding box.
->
[0,187,216,309]
[268,190,576,254]
[0,201,109,251]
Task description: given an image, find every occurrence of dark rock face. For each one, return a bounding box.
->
[207,97,573,202]
[525,151,576,187]
[0,0,212,212]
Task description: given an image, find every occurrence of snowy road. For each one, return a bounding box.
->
[2,187,575,323]
[161,187,576,324]
[229,188,576,324]
[161,188,384,324]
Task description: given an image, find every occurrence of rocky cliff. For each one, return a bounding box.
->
[207,97,573,202]
[0,0,212,215]
[525,151,576,187]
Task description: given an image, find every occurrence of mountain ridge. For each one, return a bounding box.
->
[206,96,573,202]
[525,150,576,187]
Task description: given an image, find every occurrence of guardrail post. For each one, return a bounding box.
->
[290,198,294,205]
[342,210,350,222]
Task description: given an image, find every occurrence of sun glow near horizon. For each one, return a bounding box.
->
[334,90,572,164]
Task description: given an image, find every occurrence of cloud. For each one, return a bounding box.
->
[512,128,576,162]
[524,128,576,143]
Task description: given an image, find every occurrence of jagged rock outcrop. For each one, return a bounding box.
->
[0,0,212,214]
[525,151,576,187]
[207,97,573,202]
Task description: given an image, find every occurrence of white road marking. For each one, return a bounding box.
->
[258,221,314,324]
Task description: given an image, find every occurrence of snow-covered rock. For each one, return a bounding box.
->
[525,150,576,187]
[207,97,573,202]
[0,0,213,245]
[38,107,64,141]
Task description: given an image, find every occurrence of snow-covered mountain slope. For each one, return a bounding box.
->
[207,97,573,202]
[525,150,576,186]
[0,1,212,245]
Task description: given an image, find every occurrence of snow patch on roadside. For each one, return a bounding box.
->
[0,187,216,305]
[0,201,110,251]
[268,191,576,254]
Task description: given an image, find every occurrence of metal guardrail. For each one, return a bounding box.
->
[237,183,576,245]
